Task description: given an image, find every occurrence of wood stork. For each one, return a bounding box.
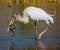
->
[7,7,54,39]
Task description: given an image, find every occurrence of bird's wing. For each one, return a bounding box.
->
[23,7,54,24]
[25,7,49,16]
[26,8,48,21]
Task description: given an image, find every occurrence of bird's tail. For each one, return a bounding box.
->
[50,17,54,24]
[48,15,54,24]
[48,14,54,24]
[49,14,55,17]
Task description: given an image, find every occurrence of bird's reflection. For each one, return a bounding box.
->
[37,39,46,49]
[8,42,15,50]
[36,27,49,49]
[35,38,46,50]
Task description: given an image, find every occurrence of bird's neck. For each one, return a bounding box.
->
[16,15,29,24]
[16,15,24,22]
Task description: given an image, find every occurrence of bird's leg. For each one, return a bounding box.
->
[34,21,38,37]
[34,21,39,41]
[34,21,38,50]
[38,27,49,40]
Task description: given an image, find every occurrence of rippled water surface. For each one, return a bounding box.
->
[0,34,60,50]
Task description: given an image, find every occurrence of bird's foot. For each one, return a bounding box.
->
[37,35,42,41]
[35,35,42,41]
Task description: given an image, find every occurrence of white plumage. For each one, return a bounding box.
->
[15,7,54,25]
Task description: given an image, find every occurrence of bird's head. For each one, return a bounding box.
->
[12,13,18,20]
[12,13,29,24]
[12,13,22,21]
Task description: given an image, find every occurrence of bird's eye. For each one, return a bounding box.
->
[12,16,16,19]
[16,13,18,15]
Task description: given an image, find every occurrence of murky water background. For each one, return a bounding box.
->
[0,3,60,50]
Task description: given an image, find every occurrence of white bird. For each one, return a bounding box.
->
[8,7,54,39]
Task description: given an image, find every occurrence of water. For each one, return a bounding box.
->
[0,34,60,50]
[0,34,35,50]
